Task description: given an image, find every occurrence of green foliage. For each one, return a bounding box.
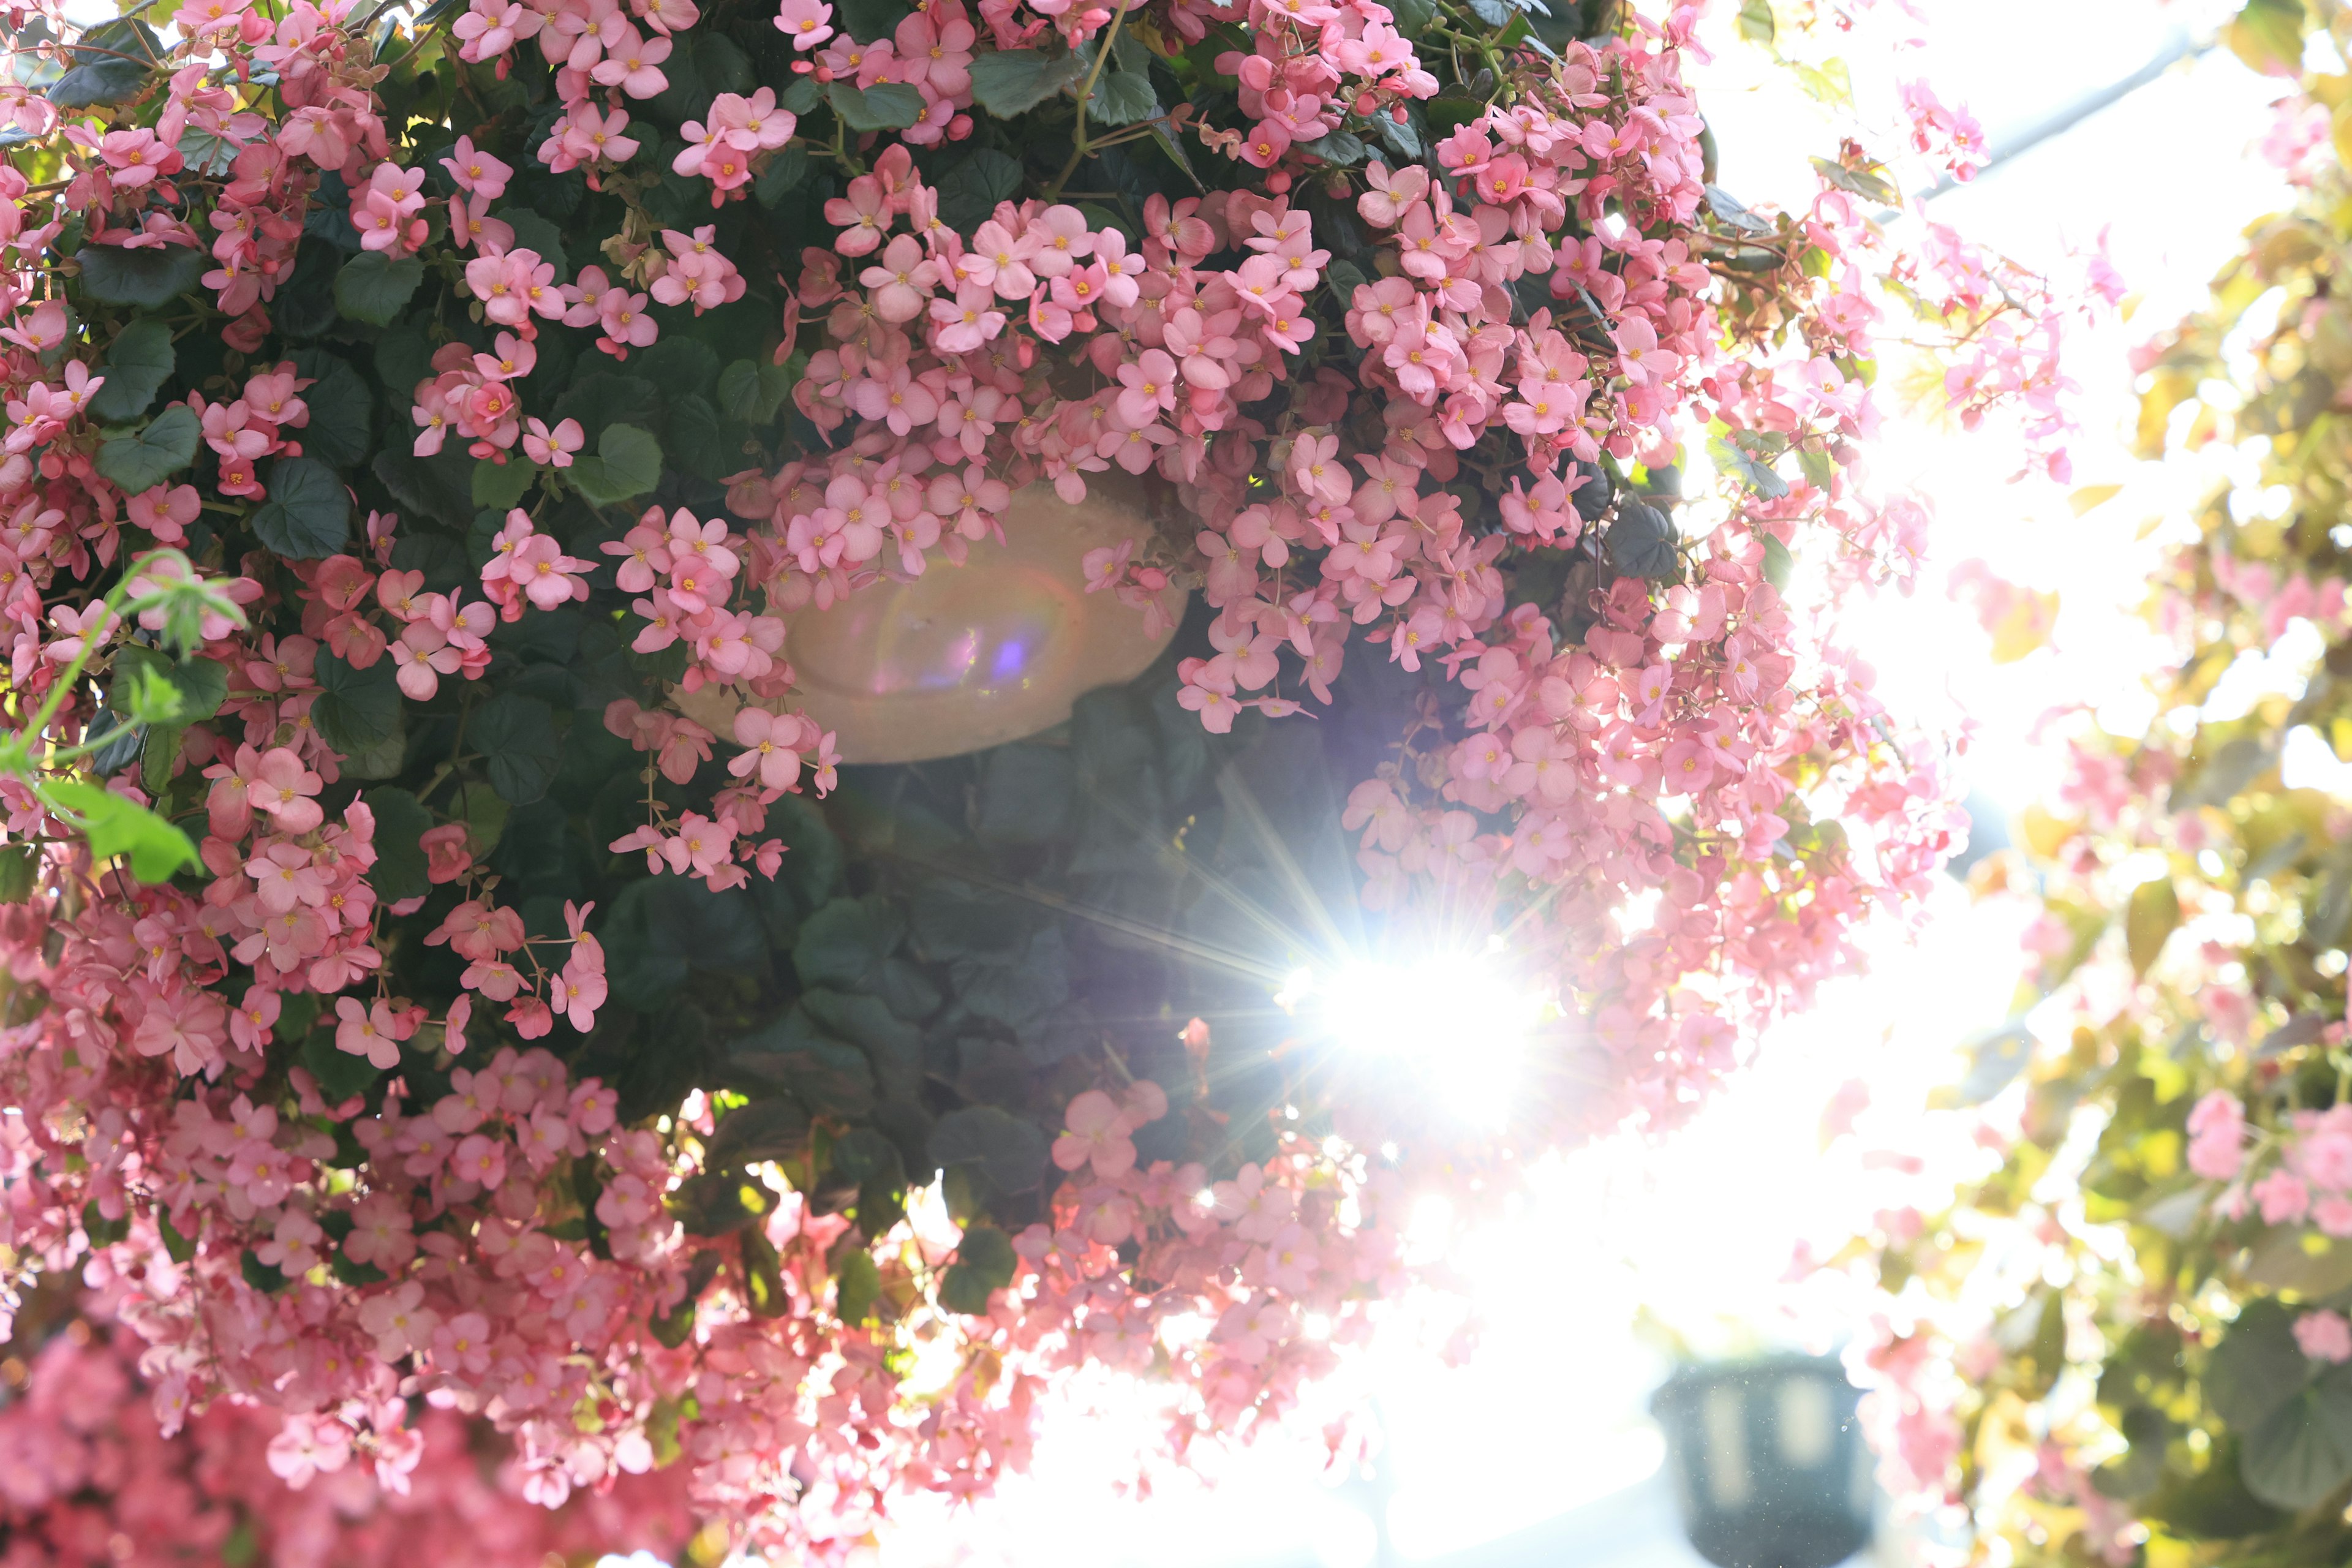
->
[94,404,198,494]
[333,251,426,325]
[86,317,174,423]
[36,780,196,883]
[249,456,353,559]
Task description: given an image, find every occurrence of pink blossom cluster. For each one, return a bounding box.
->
[0,1316,696,1568]
[1,962,1416,1559]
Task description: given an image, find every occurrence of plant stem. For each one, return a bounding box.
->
[1044,0,1135,200]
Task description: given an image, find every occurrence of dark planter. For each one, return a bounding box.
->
[1651,1354,1875,1568]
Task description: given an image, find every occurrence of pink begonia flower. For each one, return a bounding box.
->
[334,997,414,1070]
[246,746,324,832]
[439,134,513,199]
[1051,1090,1136,1178]
[728,707,806,792]
[522,416,584,467]
[775,0,834,48]
[2301,1311,2352,1365]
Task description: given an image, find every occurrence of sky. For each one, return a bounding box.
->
[822,5,2309,1567]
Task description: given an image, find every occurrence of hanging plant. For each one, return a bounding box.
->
[0,0,2098,1552]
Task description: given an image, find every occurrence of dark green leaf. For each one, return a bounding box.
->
[312,649,402,754]
[1708,430,1790,499]
[716,359,793,426]
[939,1224,1015,1314]
[567,422,663,506]
[830,80,925,131]
[250,456,352,559]
[834,1249,880,1324]
[1604,500,1678,581]
[94,403,199,493]
[502,209,568,279]
[667,393,732,481]
[301,1026,382,1101]
[705,1098,813,1169]
[793,894,906,990]
[363,786,434,901]
[636,336,721,400]
[968,48,1089,116]
[928,1106,1047,1193]
[755,148,810,205]
[2211,1301,2316,1432]
[472,691,563,804]
[286,348,374,468]
[1301,128,1367,165]
[333,250,426,326]
[86,317,174,423]
[472,456,537,510]
[241,1250,289,1294]
[2244,1365,2352,1510]
[48,18,160,108]
[1088,69,1159,126]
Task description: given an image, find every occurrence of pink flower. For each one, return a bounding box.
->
[729,707,805,792]
[1051,1089,1136,1178]
[775,0,834,48]
[334,997,413,1070]
[2301,1311,2352,1364]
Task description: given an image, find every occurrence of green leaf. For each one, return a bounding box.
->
[76,244,203,310]
[2244,1365,2352,1510]
[1388,0,1434,32]
[2125,876,2181,976]
[567,422,663,506]
[94,403,199,494]
[286,349,374,468]
[48,18,160,108]
[300,1027,381,1102]
[0,843,36,903]
[1735,0,1774,43]
[636,337,721,400]
[472,691,563,804]
[829,80,925,130]
[780,76,821,114]
[1798,444,1835,492]
[1088,69,1159,127]
[240,1250,289,1294]
[793,894,905,991]
[37,780,197,883]
[362,786,434,901]
[968,48,1090,116]
[2211,1301,2316,1431]
[939,1224,1016,1314]
[1604,499,1678,582]
[1708,430,1790,499]
[333,250,426,326]
[501,209,568,279]
[1809,155,1899,208]
[311,649,402,754]
[755,148,811,206]
[250,456,352,559]
[1300,128,1367,165]
[1760,532,1795,591]
[717,359,794,426]
[929,1106,1047,1193]
[834,1249,880,1324]
[156,1206,195,1262]
[472,456,537,510]
[704,1098,813,1169]
[668,393,732,481]
[838,0,911,39]
[86,317,175,424]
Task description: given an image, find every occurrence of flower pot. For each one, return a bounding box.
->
[780,478,1185,764]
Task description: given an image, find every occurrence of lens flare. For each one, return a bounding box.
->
[1302,949,1545,1123]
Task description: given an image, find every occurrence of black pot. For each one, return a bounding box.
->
[1651,1354,1875,1568]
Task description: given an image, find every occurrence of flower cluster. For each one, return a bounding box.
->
[0,0,2092,1548]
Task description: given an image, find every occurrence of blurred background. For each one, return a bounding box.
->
[655,2,2301,1564]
